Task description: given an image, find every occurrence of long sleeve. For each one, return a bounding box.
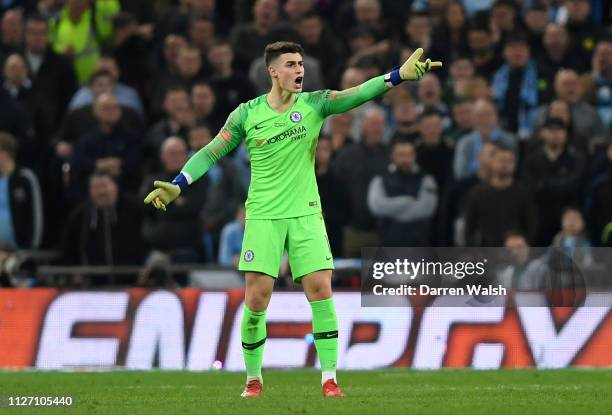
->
[308,75,390,118]
[181,105,246,183]
[367,176,416,218]
[395,175,438,222]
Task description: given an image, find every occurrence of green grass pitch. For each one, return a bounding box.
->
[0,369,610,414]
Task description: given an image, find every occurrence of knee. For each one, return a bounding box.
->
[306,280,333,302]
[245,289,270,312]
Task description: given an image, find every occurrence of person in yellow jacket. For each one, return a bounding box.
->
[49,0,120,85]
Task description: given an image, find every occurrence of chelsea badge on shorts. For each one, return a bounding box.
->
[244,250,254,262]
[290,111,302,123]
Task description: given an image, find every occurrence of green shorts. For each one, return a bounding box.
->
[238,213,334,282]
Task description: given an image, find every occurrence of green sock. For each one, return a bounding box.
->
[241,304,267,379]
[310,297,339,382]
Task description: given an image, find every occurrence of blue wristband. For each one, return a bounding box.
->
[384,66,403,87]
[171,172,189,191]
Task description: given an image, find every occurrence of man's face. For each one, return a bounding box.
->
[177,48,202,78]
[392,143,416,173]
[94,94,122,126]
[161,139,189,173]
[419,115,443,144]
[89,176,118,208]
[473,100,498,133]
[164,90,190,117]
[285,0,313,21]
[355,0,380,24]
[490,4,515,31]
[505,236,529,265]
[543,24,568,52]
[208,44,233,70]
[541,125,567,150]
[595,42,612,74]
[418,74,441,104]
[566,0,590,23]
[189,126,212,150]
[297,16,322,45]
[478,142,497,172]
[406,16,431,43]
[468,30,492,54]
[269,52,304,93]
[90,75,114,97]
[190,20,214,48]
[548,100,571,124]
[555,71,581,102]
[330,112,353,136]
[192,84,215,113]
[492,150,515,178]
[3,54,27,84]
[450,58,474,81]
[452,101,474,129]
[95,58,120,81]
[25,20,48,54]
[254,0,279,26]
[525,9,548,33]
[504,42,530,68]
[361,110,385,145]
[1,10,23,45]
[562,210,584,236]
[393,100,416,124]
[189,0,215,15]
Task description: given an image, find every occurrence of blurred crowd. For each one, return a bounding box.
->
[1,0,612,286]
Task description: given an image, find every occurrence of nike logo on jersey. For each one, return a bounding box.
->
[255,124,265,130]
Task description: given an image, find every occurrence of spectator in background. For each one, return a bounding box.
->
[488,0,520,51]
[415,109,454,195]
[49,0,120,85]
[431,1,469,63]
[71,93,142,196]
[61,171,144,278]
[152,45,206,117]
[492,32,539,140]
[465,144,537,246]
[416,73,451,131]
[583,39,612,130]
[467,20,502,80]
[191,81,223,133]
[218,205,245,267]
[296,11,345,88]
[141,137,207,262]
[388,95,418,142]
[368,139,438,246]
[448,97,474,141]
[328,112,355,153]
[404,11,432,52]
[440,141,497,246]
[54,70,143,160]
[534,69,605,153]
[68,56,144,116]
[551,207,593,267]
[188,15,216,56]
[334,108,388,257]
[230,0,298,68]
[315,136,347,256]
[155,34,188,78]
[524,2,548,57]
[521,117,585,245]
[207,40,255,117]
[442,56,475,105]
[110,12,153,98]
[454,98,516,180]
[23,13,77,138]
[497,231,547,290]
[0,132,43,249]
[0,9,23,62]
[145,86,194,171]
[586,142,612,246]
[563,0,605,72]
[537,24,575,102]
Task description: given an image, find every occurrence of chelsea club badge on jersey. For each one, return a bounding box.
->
[290,111,302,123]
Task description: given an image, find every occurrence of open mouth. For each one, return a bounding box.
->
[294,76,303,89]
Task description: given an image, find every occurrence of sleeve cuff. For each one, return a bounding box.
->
[384,67,403,87]
[171,171,192,191]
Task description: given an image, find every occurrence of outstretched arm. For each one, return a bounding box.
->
[316,48,442,117]
[144,106,245,211]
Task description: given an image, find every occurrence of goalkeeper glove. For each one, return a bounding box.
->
[385,47,443,86]
[143,180,181,211]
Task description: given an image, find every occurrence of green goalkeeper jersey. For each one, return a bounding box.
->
[180,75,390,219]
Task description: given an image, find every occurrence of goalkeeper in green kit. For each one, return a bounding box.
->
[145,41,441,397]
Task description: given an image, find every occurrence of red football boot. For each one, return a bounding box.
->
[241,379,263,397]
[322,379,345,397]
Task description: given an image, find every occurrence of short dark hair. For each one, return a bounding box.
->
[0,131,17,159]
[89,69,114,85]
[264,41,304,66]
[418,107,443,122]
